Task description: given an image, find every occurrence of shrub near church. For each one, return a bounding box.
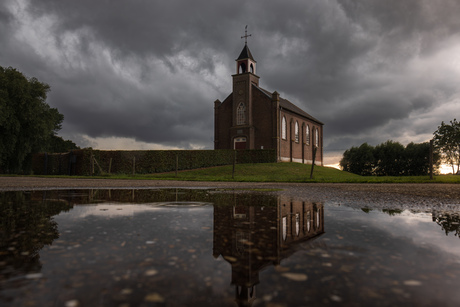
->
[31,149,276,176]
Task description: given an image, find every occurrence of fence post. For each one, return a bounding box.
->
[108,158,112,174]
[310,146,317,179]
[91,154,94,176]
[132,156,136,175]
[429,140,434,180]
[175,154,178,177]
[232,150,236,179]
[58,153,62,175]
[68,151,72,176]
[44,153,48,175]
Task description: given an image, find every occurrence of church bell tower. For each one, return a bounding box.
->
[231,26,260,150]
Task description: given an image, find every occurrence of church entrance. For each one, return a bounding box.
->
[234,137,247,150]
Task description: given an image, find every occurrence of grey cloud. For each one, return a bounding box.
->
[1,0,459,160]
[31,0,243,57]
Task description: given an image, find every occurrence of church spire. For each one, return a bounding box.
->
[236,45,255,62]
[236,26,256,74]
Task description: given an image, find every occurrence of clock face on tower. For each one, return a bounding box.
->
[238,90,244,95]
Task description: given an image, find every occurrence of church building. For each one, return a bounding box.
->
[214,37,324,165]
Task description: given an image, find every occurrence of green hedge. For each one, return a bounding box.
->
[30,149,276,175]
[30,152,74,175]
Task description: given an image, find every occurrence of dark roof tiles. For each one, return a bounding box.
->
[254,85,323,125]
[237,45,256,61]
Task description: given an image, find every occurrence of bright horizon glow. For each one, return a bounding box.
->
[326,163,454,175]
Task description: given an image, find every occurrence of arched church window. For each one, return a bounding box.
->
[295,213,300,236]
[239,63,246,73]
[282,216,287,241]
[250,63,254,73]
[237,102,246,125]
[295,121,299,143]
[282,116,287,140]
[316,209,321,228]
[306,125,310,145]
[315,128,319,147]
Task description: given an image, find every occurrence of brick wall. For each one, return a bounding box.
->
[279,110,323,165]
[215,72,323,165]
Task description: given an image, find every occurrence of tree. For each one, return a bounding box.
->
[0,66,64,173]
[47,135,80,153]
[404,142,439,176]
[433,119,460,174]
[373,140,405,176]
[340,143,375,176]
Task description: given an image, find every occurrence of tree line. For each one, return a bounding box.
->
[340,141,440,176]
[0,66,79,173]
[340,119,460,176]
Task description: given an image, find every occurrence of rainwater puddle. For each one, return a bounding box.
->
[1,189,460,306]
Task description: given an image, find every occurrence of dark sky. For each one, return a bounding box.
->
[1,0,459,165]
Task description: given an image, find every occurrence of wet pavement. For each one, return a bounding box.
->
[1,188,460,306]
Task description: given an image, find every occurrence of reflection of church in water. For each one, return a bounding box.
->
[213,195,324,306]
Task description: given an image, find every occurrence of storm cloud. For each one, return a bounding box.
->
[1,0,459,164]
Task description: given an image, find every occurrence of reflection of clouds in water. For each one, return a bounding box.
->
[54,203,214,241]
[58,204,155,218]
[33,202,225,307]
[386,214,460,263]
[57,203,212,218]
[328,206,460,258]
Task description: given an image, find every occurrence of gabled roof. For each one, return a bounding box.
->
[237,44,256,61]
[254,85,324,125]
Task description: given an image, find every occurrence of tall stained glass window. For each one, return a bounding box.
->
[237,102,246,125]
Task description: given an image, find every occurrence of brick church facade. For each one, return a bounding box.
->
[214,42,324,165]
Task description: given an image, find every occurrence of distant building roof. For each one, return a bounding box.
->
[254,85,324,125]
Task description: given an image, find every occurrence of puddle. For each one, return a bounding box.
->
[1,189,460,306]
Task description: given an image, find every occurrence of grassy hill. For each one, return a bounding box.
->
[127,163,459,183]
[17,162,458,183]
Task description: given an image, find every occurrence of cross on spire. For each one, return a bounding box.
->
[241,25,252,45]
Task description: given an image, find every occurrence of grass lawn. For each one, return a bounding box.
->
[52,162,460,183]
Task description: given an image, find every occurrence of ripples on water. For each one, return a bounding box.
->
[1,189,460,306]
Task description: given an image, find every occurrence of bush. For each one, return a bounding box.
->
[31,149,277,175]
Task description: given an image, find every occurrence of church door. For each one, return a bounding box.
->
[234,137,247,150]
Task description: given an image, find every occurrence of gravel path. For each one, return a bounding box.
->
[1,176,460,210]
